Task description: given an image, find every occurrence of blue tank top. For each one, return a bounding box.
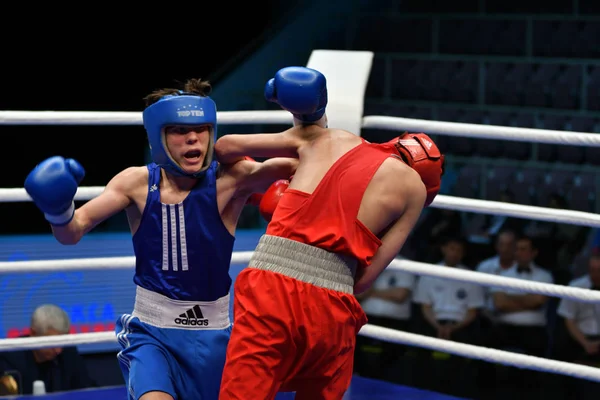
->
[132,161,234,301]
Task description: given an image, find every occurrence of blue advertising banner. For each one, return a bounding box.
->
[0,230,264,353]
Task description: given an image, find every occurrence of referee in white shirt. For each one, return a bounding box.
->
[489,235,554,398]
[414,237,485,344]
[412,236,484,399]
[475,230,517,333]
[556,254,600,364]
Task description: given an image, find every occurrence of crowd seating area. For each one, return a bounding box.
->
[353,1,600,216]
[341,2,600,399]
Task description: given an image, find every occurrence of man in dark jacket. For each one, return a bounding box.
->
[0,304,95,395]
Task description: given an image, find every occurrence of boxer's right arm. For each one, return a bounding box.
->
[354,175,426,294]
[52,169,134,244]
[24,158,134,245]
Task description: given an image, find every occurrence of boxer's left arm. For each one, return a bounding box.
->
[214,126,315,164]
[215,66,328,164]
[229,157,298,198]
[354,175,426,295]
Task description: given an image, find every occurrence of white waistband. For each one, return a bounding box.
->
[132,286,231,330]
[250,235,357,294]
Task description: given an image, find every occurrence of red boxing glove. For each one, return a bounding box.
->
[247,193,263,206]
[259,179,290,222]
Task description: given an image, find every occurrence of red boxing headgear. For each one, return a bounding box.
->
[384,132,444,207]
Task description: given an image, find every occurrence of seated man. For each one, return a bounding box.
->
[555,253,600,400]
[489,235,553,356]
[412,236,484,398]
[475,230,517,333]
[215,66,444,399]
[556,253,600,365]
[354,255,416,381]
[414,236,484,343]
[488,235,554,398]
[0,304,95,395]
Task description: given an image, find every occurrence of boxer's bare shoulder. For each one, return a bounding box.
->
[296,127,363,160]
[358,157,425,234]
[378,157,426,209]
[105,166,149,200]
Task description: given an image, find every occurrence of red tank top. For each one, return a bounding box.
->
[266,142,391,268]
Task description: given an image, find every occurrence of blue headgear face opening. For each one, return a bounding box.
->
[142,94,217,178]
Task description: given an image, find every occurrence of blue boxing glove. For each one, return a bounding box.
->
[264,66,328,123]
[24,156,85,226]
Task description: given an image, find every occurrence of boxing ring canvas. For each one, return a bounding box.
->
[2,377,463,400]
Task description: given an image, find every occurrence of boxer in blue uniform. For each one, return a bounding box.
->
[23,78,297,400]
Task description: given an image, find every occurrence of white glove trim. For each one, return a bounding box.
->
[44,202,75,226]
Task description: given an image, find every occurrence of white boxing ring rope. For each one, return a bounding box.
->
[2,326,600,383]
[2,110,600,384]
[0,110,293,126]
[4,190,600,229]
[2,256,600,304]
[3,110,600,146]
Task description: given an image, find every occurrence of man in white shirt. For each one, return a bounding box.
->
[488,235,554,398]
[476,230,517,328]
[489,236,553,355]
[354,258,416,381]
[414,237,485,343]
[412,237,485,398]
[556,254,600,365]
[477,230,518,275]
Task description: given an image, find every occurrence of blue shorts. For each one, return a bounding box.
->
[115,313,232,400]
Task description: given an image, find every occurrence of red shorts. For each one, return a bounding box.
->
[219,267,367,400]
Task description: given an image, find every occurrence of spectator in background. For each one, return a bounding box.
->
[523,193,568,240]
[476,230,517,330]
[407,208,463,263]
[354,256,416,382]
[480,190,526,239]
[554,254,600,400]
[476,229,517,275]
[465,190,526,265]
[524,193,589,278]
[568,228,600,279]
[414,236,484,344]
[556,254,600,363]
[0,304,95,395]
[474,229,517,395]
[413,236,484,398]
[490,236,553,354]
[488,236,553,399]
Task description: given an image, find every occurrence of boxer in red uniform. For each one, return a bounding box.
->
[215,67,444,400]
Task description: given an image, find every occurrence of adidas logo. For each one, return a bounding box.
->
[174,305,209,326]
[400,138,433,149]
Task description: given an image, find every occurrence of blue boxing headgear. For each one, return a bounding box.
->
[142,93,217,178]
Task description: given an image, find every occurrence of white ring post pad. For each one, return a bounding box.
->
[306,50,374,137]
